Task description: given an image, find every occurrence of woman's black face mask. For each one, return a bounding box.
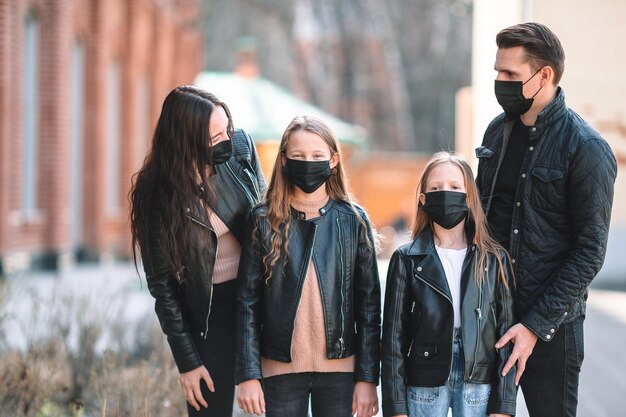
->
[208,139,233,166]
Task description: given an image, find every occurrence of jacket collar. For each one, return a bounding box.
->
[291,198,335,221]
[406,220,476,256]
[503,87,567,140]
[405,223,476,302]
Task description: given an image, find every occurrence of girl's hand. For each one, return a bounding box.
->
[352,381,379,417]
[237,379,265,416]
[490,414,511,417]
[178,365,213,411]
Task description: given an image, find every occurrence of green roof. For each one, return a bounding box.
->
[193,72,368,146]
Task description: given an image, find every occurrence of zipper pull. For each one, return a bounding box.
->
[411,301,416,313]
[354,322,358,334]
[475,307,482,319]
[339,337,345,352]
[407,340,414,357]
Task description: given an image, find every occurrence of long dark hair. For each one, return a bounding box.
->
[129,85,233,284]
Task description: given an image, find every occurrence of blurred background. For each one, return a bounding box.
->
[0,0,624,416]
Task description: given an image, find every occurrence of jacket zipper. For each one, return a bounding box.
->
[185,209,215,340]
[243,167,260,200]
[225,161,255,205]
[291,223,317,358]
[406,301,416,357]
[336,218,346,353]
[469,287,483,380]
[414,272,454,378]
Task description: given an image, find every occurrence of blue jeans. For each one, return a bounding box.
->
[407,329,490,417]
[520,316,584,417]
[263,372,354,417]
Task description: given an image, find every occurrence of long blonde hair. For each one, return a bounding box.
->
[412,151,511,287]
[262,115,371,282]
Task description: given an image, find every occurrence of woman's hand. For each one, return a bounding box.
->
[178,365,214,411]
[352,381,379,417]
[237,379,265,416]
[490,414,511,417]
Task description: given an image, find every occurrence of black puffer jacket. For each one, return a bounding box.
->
[381,227,516,417]
[141,129,266,373]
[235,199,381,385]
[476,88,617,341]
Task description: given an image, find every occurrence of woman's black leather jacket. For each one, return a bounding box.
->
[141,129,266,373]
[381,227,517,416]
[235,199,381,385]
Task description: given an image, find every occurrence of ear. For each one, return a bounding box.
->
[329,153,339,169]
[418,193,426,206]
[540,66,554,86]
[281,153,286,167]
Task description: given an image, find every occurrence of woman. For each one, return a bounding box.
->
[130,85,265,416]
[235,115,381,417]
[381,152,516,417]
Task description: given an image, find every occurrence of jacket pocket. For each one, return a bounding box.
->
[475,146,495,159]
[530,166,567,213]
[413,344,438,359]
[532,166,565,182]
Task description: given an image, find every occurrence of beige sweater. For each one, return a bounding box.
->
[207,207,241,284]
[261,196,355,378]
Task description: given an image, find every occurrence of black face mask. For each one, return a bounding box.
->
[209,139,232,166]
[283,158,332,194]
[421,191,468,229]
[494,68,543,116]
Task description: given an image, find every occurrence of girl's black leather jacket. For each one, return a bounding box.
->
[141,129,265,373]
[235,199,381,385]
[381,227,517,417]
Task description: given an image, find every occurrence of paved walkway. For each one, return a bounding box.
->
[2,262,625,417]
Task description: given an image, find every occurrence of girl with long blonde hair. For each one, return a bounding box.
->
[235,115,381,417]
[381,151,516,417]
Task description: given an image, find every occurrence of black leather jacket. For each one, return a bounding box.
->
[476,88,617,342]
[235,199,381,385]
[141,129,266,373]
[381,228,516,417]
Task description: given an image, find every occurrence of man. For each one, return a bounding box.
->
[476,22,617,417]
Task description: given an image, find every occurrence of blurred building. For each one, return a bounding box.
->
[456,0,626,283]
[195,45,429,251]
[0,0,203,275]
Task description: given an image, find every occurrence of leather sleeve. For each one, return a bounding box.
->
[381,250,411,417]
[141,224,202,373]
[242,128,267,197]
[521,137,617,340]
[487,252,518,416]
[234,211,265,384]
[353,211,382,384]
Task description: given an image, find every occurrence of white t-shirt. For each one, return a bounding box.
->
[435,246,468,328]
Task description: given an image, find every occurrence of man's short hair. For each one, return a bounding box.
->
[496,22,565,85]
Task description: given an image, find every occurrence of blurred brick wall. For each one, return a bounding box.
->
[0,0,203,272]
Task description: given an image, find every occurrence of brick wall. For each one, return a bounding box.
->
[0,0,203,273]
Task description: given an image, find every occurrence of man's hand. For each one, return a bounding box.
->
[237,379,265,415]
[495,322,538,385]
[352,381,378,417]
[178,366,214,411]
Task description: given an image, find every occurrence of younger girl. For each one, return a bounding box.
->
[235,115,381,417]
[381,152,516,417]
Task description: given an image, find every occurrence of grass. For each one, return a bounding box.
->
[0,279,187,417]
